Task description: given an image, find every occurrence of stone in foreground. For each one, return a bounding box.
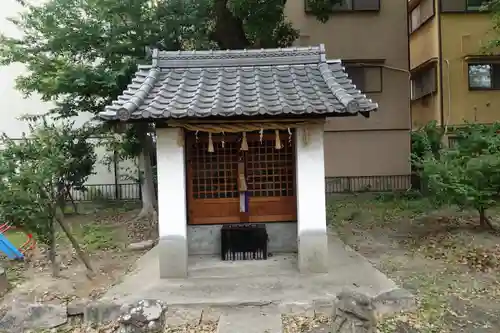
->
[217,310,282,333]
[0,303,67,333]
[118,299,167,333]
[127,240,155,252]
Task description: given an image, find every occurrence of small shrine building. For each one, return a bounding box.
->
[99,45,378,278]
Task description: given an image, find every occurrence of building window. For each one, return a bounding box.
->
[441,0,488,12]
[468,64,500,90]
[467,0,486,10]
[344,64,383,93]
[305,0,379,12]
[411,66,437,100]
[409,0,435,33]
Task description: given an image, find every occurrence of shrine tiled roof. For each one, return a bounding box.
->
[99,45,378,122]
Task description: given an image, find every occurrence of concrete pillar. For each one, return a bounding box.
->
[295,124,329,274]
[156,127,188,278]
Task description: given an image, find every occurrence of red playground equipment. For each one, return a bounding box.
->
[0,223,36,260]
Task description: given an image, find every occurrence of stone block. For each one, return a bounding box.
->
[128,240,155,252]
[0,303,67,333]
[118,299,167,333]
[84,301,122,324]
[67,299,89,316]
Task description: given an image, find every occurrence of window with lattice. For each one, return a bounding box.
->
[189,139,239,199]
[246,139,295,197]
[187,131,295,200]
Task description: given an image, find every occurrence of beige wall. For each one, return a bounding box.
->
[408,0,441,128]
[411,94,440,128]
[409,19,439,69]
[324,130,410,176]
[441,13,500,126]
[286,0,411,178]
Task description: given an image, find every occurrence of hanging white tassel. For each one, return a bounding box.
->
[288,128,292,146]
[208,132,214,152]
[221,131,225,148]
[240,132,248,151]
[259,128,264,143]
[275,129,281,150]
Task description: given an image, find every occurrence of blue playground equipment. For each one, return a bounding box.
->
[0,224,35,260]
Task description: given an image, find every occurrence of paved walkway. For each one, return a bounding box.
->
[102,232,411,316]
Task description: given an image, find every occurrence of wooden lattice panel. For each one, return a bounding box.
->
[186,130,297,225]
[246,136,295,197]
[188,136,239,199]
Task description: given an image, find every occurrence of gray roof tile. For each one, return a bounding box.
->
[99,45,378,121]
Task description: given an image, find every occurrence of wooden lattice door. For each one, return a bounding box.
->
[186,131,297,225]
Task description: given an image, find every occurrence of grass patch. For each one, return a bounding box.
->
[326,193,435,229]
[55,222,120,252]
[3,230,30,249]
[329,193,500,333]
[79,224,119,251]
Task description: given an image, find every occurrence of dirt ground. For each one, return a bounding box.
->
[327,193,500,333]
[4,194,500,333]
[1,202,156,307]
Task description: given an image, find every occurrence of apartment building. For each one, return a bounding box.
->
[285,0,412,191]
[409,0,500,137]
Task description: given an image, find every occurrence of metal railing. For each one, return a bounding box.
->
[69,183,141,202]
[70,175,415,202]
[325,175,412,194]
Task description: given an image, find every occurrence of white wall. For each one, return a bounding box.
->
[0,0,94,137]
[0,0,139,194]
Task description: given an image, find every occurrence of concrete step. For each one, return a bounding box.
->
[216,309,282,333]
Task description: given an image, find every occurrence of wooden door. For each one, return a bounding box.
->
[186,131,297,225]
[245,132,297,222]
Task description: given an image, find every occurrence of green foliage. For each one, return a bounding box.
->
[417,122,500,221]
[0,0,341,213]
[0,120,96,245]
[411,120,444,170]
[0,0,339,121]
[80,224,117,251]
[482,0,500,53]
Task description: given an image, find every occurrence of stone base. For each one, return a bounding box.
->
[298,230,328,274]
[188,222,298,255]
[158,236,188,278]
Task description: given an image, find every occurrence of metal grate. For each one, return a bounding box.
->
[221,224,268,261]
[246,138,295,197]
[189,136,239,199]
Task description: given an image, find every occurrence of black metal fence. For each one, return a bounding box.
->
[69,183,141,202]
[70,175,416,202]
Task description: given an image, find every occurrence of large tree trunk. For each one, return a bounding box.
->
[479,208,495,231]
[211,0,250,49]
[136,124,157,220]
